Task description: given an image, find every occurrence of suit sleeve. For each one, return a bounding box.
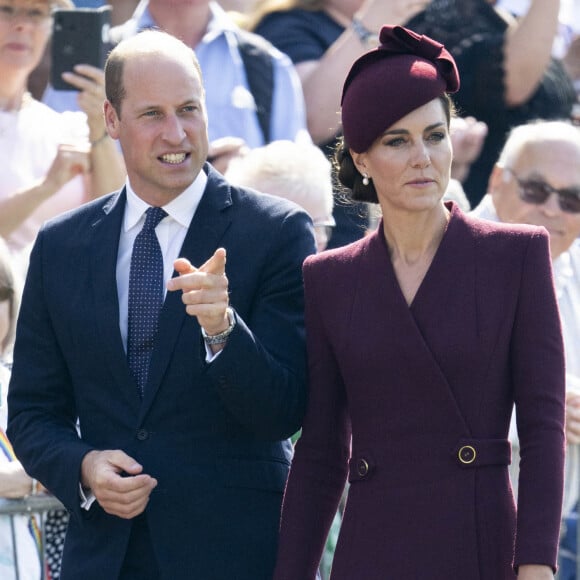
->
[205,208,316,440]
[273,256,351,579]
[512,231,566,571]
[7,230,93,519]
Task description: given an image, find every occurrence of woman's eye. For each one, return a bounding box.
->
[385,137,406,147]
[428,132,445,142]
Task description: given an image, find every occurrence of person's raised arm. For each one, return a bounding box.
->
[0,145,90,239]
[61,64,126,197]
[501,0,561,105]
[296,0,427,144]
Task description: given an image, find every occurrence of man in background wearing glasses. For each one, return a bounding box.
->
[471,119,580,578]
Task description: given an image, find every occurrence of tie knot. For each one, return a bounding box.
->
[143,206,167,231]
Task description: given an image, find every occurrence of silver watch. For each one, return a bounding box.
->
[202,307,236,345]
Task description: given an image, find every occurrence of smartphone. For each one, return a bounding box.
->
[50,6,112,91]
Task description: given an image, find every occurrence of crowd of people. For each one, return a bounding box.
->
[0,0,579,578]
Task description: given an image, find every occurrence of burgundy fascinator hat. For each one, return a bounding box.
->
[341,25,460,153]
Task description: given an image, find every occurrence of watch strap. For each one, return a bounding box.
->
[202,307,236,345]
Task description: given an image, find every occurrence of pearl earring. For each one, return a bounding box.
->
[362,174,370,186]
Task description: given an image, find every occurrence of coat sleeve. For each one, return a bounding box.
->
[273,255,351,579]
[512,230,566,571]
[205,208,316,440]
[7,230,93,519]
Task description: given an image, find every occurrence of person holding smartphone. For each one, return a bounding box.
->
[0,0,125,257]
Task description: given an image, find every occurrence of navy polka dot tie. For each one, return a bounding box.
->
[127,206,167,396]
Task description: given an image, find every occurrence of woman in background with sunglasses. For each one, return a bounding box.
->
[273,26,565,580]
[473,119,580,578]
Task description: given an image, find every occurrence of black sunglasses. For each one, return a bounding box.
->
[504,167,580,214]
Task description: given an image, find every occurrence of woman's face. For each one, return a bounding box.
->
[352,98,452,215]
[0,0,52,76]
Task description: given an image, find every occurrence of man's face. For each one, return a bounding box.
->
[491,140,580,259]
[104,51,209,206]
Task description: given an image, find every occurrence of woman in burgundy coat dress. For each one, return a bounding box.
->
[273,25,566,580]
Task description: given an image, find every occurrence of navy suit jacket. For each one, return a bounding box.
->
[8,165,315,579]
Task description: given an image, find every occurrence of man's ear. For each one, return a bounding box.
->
[103,100,120,140]
[488,164,513,221]
[488,164,505,198]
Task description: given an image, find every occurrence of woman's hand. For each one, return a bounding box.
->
[60,64,108,142]
[59,64,127,197]
[450,116,488,183]
[43,143,91,194]
[208,137,249,174]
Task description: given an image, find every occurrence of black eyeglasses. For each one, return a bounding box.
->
[504,167,580,214]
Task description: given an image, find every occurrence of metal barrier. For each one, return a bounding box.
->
[0,494,65,580]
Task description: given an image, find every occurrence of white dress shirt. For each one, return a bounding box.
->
[116,173,206,351]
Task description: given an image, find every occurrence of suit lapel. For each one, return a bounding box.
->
[140,168,234,417]
[89,189,142,414]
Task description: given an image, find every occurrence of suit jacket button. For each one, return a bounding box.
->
[357,459,369,477]
[136,429,149,441]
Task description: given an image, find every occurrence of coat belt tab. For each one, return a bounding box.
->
[455,438,511,468]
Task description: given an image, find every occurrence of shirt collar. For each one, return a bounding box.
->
[123,170,208,232]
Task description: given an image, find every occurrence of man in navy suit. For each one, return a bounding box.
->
[7,30,315,580]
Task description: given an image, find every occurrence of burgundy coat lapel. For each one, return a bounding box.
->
[410,204,512,432]
[409,204,482,428]
[336,224,470,438]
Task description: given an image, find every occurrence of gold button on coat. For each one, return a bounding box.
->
[458,445,476,464]
[357,459,369,476]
